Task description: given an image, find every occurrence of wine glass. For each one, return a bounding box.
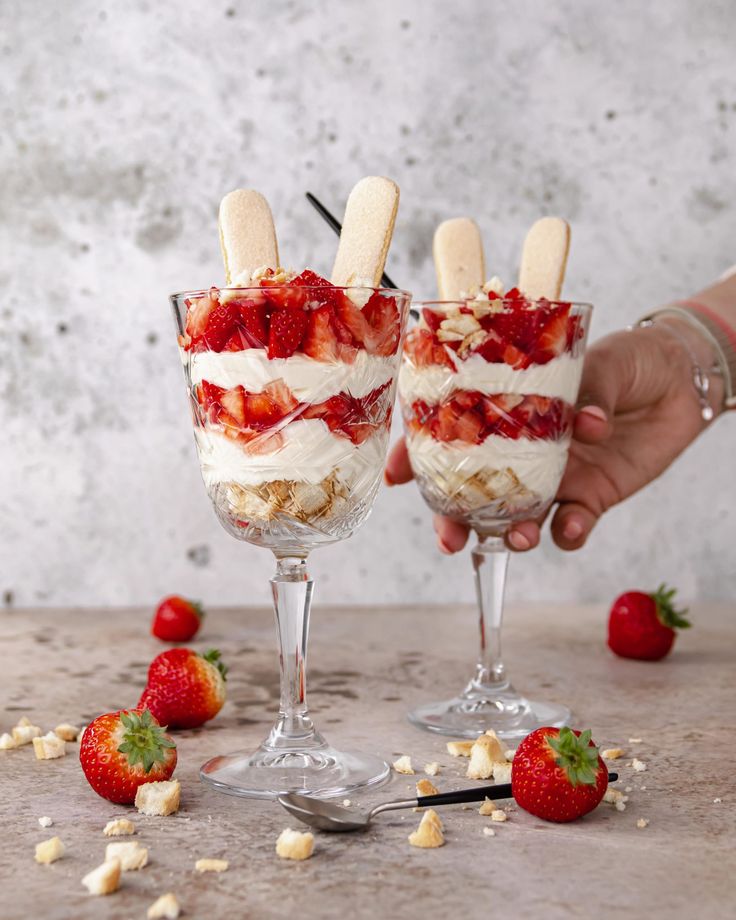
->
[171,282,411,798]
[399,296,592,741]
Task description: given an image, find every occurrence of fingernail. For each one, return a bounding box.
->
[438,537,453,555]
[578,405,607,423]
[509,530,531,550]
[563,518,583,540]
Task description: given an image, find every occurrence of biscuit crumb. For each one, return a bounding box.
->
[38,816,53,828]
[33,732,67,760]
[628,738,643,744]
[416,778,439,797]
[631,758,647,772]
[135,779,180,816]
[424,762,440,776]
[35,836,65,864]
[408,809,444,848]
[276,828,314,861]
[82,858,121,896]
[492,761,513,784]
[636,818,649,829]
[0,732,17,750]
[601,748,625,760]
[713,798,722,804]
[54,724,80,742]
[342,799,351,807]
[446,740,474,757]
[490,809,507,822]
[103,818,136,837]
[12,723,42,746]
[105,841,148,871]
[482,826,496,837]
[147,893,181,919]
[478,797,495,816]
[467,733,505,780]
[195,858,229,872]
[504,749,516,761]
[392,755,414,775]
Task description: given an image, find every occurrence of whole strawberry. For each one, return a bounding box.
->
[608,584,690,661]
[138,648,227,730]
[79,708,177,804]
[152,596,204,643]
[512,726,608,822]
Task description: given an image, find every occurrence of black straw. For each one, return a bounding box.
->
[305,192,399,291]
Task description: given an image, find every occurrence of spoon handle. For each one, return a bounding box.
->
[418,782,512,808]
[417,771,618,810]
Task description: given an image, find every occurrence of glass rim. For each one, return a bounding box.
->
[414,298,592,315]
[170,285,413,301]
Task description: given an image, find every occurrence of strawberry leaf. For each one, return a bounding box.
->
[547,727,601,787]
[652,584,691,630]
[115,708,176,774]
[202,648,228,680]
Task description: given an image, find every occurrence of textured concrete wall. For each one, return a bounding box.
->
[2,0,735,609]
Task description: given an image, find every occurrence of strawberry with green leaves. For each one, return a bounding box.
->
[138,648,227,730]
[79,708,177,804]
[512,726,608,822]
[608,584,691,661]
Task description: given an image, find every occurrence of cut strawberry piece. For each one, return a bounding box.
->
[421,308,443,333]
[220,386,246,426]
[263,379,298,414]
[404,329,455,369]
[202,301,239,352]
[197,381,225,413]
[236,300,270,347]
[268,307,308,359]
[535,305,571,361]
[454,409,484,443]
[243,392,284,429]
[291,269,344,309]
[335,297,372,345]
[186,289,219,340]
[503,343,529,369]
[473,330,506,363]
[362,293,401,356]
[303,306,340,362]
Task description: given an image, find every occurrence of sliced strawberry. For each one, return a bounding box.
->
[473,330,506,363]
[535,305,571,362]
[335,297,372,345]
[303,306,340,362]
[186,288,219,340]
[237,300,270,347]
[243,392,284,428]
[503,343,529,369]
[421,308,443,333]
[404,328,455,369]
[197,381,225,414]
[220,386,246,426]
[263,379,298,414]
[268,307,308,359]
[363,293,401,356]
[454,409,484,443]
[202,301,239,352]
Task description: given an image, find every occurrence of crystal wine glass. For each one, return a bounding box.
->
[172,280,411,797]
[399,295,592,741]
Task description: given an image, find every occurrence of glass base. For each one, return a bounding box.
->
[200,743,390,800]
[408,684,571,743]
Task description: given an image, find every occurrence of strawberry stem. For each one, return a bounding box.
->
[652,584,691,630]
[546,727,601,786]
[117,709,176,773]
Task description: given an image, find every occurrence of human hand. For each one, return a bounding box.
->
[386,318,722,554]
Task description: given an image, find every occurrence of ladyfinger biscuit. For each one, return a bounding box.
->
[433,218,485,300]
[518,217,570,300]
[331,176,399,287]
[218,189,280,285]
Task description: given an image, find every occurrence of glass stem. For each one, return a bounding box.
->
[469,534,511,692]
[266,555,323,750]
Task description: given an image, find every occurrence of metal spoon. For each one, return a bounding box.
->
[279,771,619,832]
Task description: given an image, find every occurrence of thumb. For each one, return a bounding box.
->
[573,333,630,442]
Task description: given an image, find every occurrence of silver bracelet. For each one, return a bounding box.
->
[635,318,716,422]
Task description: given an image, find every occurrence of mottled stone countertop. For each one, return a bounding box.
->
[1,603,734,919]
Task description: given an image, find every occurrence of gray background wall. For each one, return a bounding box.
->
[2,0,734,609]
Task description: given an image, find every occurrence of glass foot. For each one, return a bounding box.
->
[200,743,390,800]
[408,687,571,742]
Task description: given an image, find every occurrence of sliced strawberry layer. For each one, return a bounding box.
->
[196,379,392,447]
[405,392,574,444]
[414,299,580,369]
[183,272,402,360]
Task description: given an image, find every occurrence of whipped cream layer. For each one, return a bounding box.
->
[407,431,569,502]
[196,419,388,488]
[399,352,583,405]
[190,349,396,403]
